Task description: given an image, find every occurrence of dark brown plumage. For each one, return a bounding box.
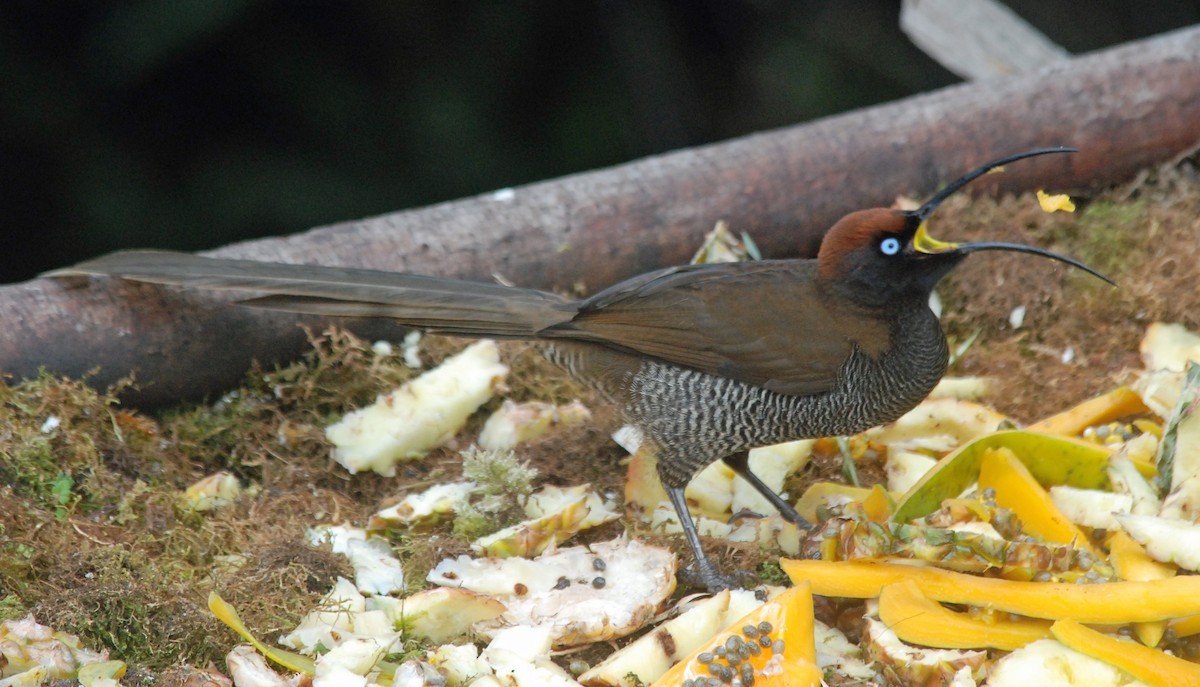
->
[47,147,1111,590]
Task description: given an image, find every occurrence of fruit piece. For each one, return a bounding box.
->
[878,579,1052,651]
[1107,530,1176,647]
[384,587,505,643]
[624,444,668,518]
[869,398,1008,452]
[977,447,1100,556]
[369,481,476,528]
[892,431,1113,523]
[427,538,676,647]
[477,399,591,451]
[224,646,291,687]
[781,558,1200,623]
[344,537,406,595]
[315,637,388,679]
[580,590,734,686]
[1108,452,1163,516]
[649,583,821,687]
[808,506,1108,580]
[1169,613,1200,639]
[277,577,365,654]
[863,616,986,687]
[860,483,893,522]
[814,620,876,681]
[325,340,509,475]
[625,438,811,523]
[482,625,583,687]
[1157,362,1200,519]
[1037,190,1076,213]
[1108,530,1177,581]
[1049,485,1132,530]
[1141,322,1200,373]
[929,375,991,400]
[182,471,245,511]
[795,482,878,521]
[886,448,937,494]
[471,494,589,557]
[1114,513,1200,571]
[1028,386,1150,437]
[580,589,776,687]
[988,638,1150,687]
[1052,619,1200,687]
[472,483,621,557]
[1136,369,1188,419]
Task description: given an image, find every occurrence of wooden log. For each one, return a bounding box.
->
[9,26,1200,406]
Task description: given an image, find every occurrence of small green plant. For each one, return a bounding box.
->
[452,447,537,541]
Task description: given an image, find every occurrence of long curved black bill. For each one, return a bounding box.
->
[906,146,1115,286]
[916,146,1078,220]
[950,241,1115,285]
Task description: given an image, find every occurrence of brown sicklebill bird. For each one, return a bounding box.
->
[49,147,1112,590]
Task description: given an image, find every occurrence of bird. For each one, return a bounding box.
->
[47,147,1112,590]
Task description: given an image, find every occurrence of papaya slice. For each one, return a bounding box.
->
[977,447,1100,556]
[782,558,1200,624]
[878,579,1051,651]
[650,582,821,687]
[1028,386,1149,437]
[1051,619,1200,687]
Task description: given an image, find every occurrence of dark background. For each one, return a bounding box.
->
[2,1,1196,282]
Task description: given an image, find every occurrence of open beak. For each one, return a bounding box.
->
[907,147,1115,286]
[912,220,1115,286]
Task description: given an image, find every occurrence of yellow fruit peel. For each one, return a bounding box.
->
[878,579,1052,651]
[781,558,1200,624]
[977,446,1100,556]
[1051,619,1200,687]
[1028,386,1150,437]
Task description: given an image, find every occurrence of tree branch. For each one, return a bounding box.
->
[11,26,1200,406]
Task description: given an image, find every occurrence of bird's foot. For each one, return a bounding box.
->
[679,560,757,593]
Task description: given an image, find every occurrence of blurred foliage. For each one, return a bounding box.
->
[0,0,1195,281]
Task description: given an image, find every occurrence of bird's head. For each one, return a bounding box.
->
[816,147,1113,308]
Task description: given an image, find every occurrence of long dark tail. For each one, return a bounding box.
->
[46,250,577,338]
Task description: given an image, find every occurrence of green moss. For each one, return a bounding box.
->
[33,545,227,671]
[0,594,27,622]
[1055,199,1149,278]
[756,559,790,586]
[0,371,138,513]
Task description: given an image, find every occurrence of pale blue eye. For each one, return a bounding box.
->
[880,237,902,256]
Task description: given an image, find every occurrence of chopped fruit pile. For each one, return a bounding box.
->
[179,320,1200,687]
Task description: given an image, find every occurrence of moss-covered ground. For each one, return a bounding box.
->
[1,155,1198,684]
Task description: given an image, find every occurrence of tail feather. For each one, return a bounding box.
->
[47,250,577,337]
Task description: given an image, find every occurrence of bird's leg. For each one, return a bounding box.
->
[664,485,737,592]
[723,450,814,530]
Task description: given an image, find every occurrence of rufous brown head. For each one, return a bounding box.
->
[818,147,1113,307]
